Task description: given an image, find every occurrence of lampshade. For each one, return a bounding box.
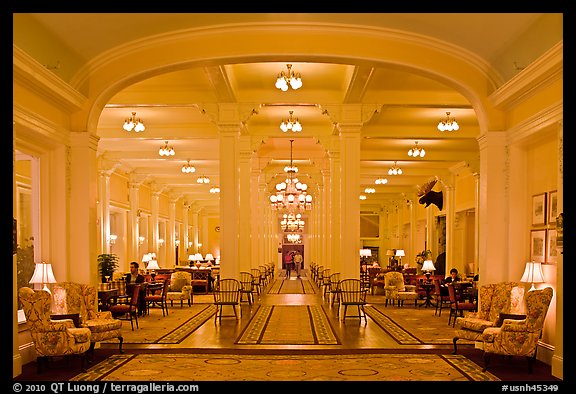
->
[386,249,395,256]
[422,260,436,272]
[29,262,57,293]
[520,261,545,291]
[395,249,405,257]
[205,253,214,261]
[188,254,197,261]
[360,249,372,257]
[146,260,160,271]
[194,253,203,261]
[142,253,152,263]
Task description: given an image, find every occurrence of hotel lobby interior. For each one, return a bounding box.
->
[12,13,565,383]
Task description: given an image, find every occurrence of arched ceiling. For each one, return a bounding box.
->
[15,13,559,215]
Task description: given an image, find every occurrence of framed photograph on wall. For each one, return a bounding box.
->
[546,229,557,264]
[531,193,547,226]
[547,191,558,226]
[530,229,546,263]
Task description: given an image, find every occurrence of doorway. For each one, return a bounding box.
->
[282,245,304,270]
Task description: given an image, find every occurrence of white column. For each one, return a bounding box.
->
[473,172,480,274]
[328,149,340,271]
[150,188,160,258]
[98,171,111,254]
[182,203,190,260]
[238,137,252,272]
[338,121,361,280]
[167,197,177,267]
[444,182,455,270]
[321,168,331,269]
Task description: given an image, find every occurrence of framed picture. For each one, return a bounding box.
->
[530,229,546,263]
[547,191,558,226]
[546,229,557,264]
[531,193,547,226]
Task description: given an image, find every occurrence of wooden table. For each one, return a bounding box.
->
[418,282,436,308]
[98,288,119,311]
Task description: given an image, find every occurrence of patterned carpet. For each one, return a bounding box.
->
[235,305,339,345]
[267,278,316,294]
[364,304,474,345]
[103,304,216,344]
[70,353,500,381]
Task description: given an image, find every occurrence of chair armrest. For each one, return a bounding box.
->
[95,311,114,319]
[501,319,527,332]
[404,285,417,292]
[47,320,74,331]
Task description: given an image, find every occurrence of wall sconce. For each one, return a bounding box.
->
[175,240,180,246]
[188,241,193,248]
[158,238,165,247]
[138,236,145,246]
[108,234,117,245]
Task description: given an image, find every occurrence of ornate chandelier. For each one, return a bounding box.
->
[280,111,302,132]
[269,140,312,212]
[437,111,459,131]
[181,160,196,173]
[275,64,302,91]
[407,141,425,157]
[287,233,302,243]
[281,213,305,232]
[159,141,175,156]
[388,161,403,175]
[123,112,145,132]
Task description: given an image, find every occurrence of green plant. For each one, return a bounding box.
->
[97,253,119,282]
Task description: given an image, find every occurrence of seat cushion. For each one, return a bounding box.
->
[85,318,122,332]
[458,317,494,332]
[169,278,188,292]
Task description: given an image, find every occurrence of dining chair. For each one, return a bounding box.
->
[213,278,242,323]
[251,268,263,296]
[107,284,141,330]
[239,271,255,305]
[338,278,368,323]
[144,279,170,316]
[447,282,477,327]
[433,279,451,316]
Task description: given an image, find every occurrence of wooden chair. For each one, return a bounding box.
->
[144,279,170,316]
[107,284,141,330]
[190,270,210,294]
[251,268,263,296]
[338,278,368,323]
[447,282,477,327]
[327,272,341,305]
[433,279,451,316]
[239,271,255,305]
[213,278,241,323]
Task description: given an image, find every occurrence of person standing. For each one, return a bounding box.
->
[284,251,294,279]
[294,252,303,278]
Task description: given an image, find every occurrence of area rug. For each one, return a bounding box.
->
[103,304,216,344]
[267,278,316,294]
[70,353,499,381]
[235,305,339,345]
[364,304,473,345]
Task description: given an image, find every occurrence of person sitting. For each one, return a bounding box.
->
[125,261,146,316]
[440,268,460,296]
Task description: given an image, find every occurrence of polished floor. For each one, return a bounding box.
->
[102,270,463,353]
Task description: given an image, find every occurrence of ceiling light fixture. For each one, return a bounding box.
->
[364,187,375,194]
[122,111,145,132]
[209,186,220,194]
[275,64,302,91]
[281,213,305,232]
[159,141,175,156]
[181,160,196,173]
[388,161,403,175]
[359,195,367,200]
[197,175,210,184]
[437,111,459,131]
[407,141,425,157]
[280,111,302,132]
[375,177,388,185]
[287,233,301,243]
[269,139,312,212]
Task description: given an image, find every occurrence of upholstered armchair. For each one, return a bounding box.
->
[481,287,553,373]
[18,287,92,373]
[51,282,123,357]
[383,271,419,307]
[166,271,193,307]
[452,281,525,353]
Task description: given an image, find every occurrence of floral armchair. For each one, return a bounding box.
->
[481,287,553,374]
[383,271,419,307]
[166,271,193,307]
[452,281,525,353]
[19,287,92,373]
[52,282,123,357]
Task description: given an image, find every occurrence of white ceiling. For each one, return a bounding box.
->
[18,13,555,214]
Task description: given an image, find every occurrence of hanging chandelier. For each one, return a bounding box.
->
[123,112,145,132]
[197,175,210,184]
[269,140,312,212]
[280,111,302,132]
[407,141,425,157]
[388,161,403,175]
[181,160,196,173]
[209,186,220,194]
[375,177,388,185]
[159,141,175,157]
[281,213,305,232]
[364,187,375,194]
[437,111,459,131]
[287,233,302,243]
[275,64,302,91]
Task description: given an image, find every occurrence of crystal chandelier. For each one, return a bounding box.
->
[437,111,459,131]
[275,64,302,91]
[281,213,305,232]
[123,112,145,132]
[197,175,210,184]
[287,233,301,243]
[159,141,175,156]
[375,177,388,185]
[407,141,425,157]
[269,140,312,212]
[280,111,302,132]
[388,161,403,175]
[181,160,196,173]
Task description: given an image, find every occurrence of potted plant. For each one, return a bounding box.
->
[97,253,119,282]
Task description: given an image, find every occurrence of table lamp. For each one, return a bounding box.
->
[194,253,203,268]
[395,249,405,266]
[29,262,57,293]
[422,259,436,282]
[360,249,372,264]
[520,261,545,291]
[146,259,160,281]
[205,253,214,266]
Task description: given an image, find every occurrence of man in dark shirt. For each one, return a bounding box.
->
[440,268,459,296]
[125,261,146,315]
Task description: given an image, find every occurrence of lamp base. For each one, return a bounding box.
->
[425,272,431,282]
